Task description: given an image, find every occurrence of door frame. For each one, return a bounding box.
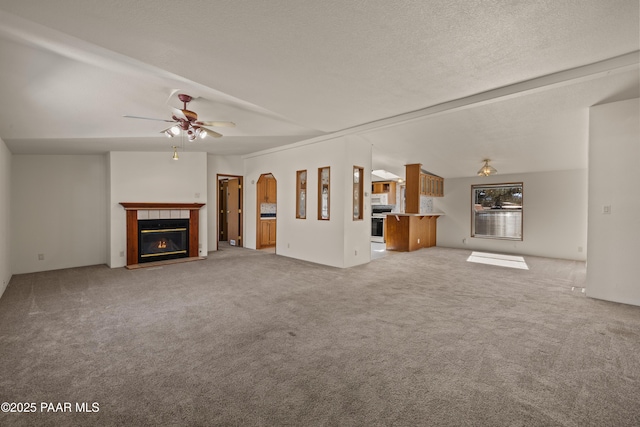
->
[256,173,277,250]
[216,174,244,250]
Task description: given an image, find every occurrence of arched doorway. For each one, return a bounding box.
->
[256,173,277,250]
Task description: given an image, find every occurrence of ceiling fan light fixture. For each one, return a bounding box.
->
[477,159,497,177]
[124,93,233,140]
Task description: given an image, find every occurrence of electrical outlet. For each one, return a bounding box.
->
[355,250,358,256]
[195,192,201,199]
[578,246,583,253]
[603,205,611,214]
[119,251,125,257]
[38,254,44,261]
[417,239,420,244]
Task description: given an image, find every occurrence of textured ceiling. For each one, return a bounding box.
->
[0,0,638,177]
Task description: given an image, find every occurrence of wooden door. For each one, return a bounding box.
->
[227,178,241,246]
[219,181,228,241]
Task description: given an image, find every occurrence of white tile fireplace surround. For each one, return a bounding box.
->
[119,202,205,268]
[136,209,191,220]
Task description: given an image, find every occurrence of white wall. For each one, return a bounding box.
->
[436,169,588,261]
[108,151,208,268]
[207,155,244,251]
[11,155,108,274]
[586,98,640,306]
[244,135,372,268]
[0,138,11,296]
[342,136,373,267]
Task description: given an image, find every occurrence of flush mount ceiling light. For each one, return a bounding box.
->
[477,159,497,177]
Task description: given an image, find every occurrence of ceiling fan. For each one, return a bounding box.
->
[123,93,235,140]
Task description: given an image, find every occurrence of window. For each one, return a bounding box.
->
[318,167,330,220]
[296,170,307,219]
[353,166,364,220]
[471,183,523,240]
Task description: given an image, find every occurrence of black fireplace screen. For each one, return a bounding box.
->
[138,219,189,263]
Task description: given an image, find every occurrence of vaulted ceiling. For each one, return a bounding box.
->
[0,1,638,178]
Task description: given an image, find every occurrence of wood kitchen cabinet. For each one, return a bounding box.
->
[407,163,443,210]
[261,176,277,203]
[260,219,276,247]
[372,181,397,201]
[418,171,443,197]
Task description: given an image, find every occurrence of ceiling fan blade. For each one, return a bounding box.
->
[123,115,176,123]
[201,127,223,138]
[170,107,188,121]
[196,121,236,127]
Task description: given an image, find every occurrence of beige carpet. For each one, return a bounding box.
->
[0,246,639,426]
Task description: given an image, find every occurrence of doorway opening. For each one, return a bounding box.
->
[217,174,243,249]
[256,173,277,250]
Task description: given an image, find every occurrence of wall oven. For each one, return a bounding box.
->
[371,206,392,243]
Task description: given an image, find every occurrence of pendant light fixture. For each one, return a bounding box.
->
[477,159,497,176]
[172,146,179,160]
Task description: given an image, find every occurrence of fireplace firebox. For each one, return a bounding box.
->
[138,219,189,264]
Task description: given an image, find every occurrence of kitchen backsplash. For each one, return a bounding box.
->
[260,203,277,214]
[420,196,434,213]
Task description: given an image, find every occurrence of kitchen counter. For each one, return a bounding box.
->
[385,212,443,252]
[384,212,444,217]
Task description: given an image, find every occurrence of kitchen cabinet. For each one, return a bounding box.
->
[407,164,443,214]
[261,176,277,203]
[371,181,396,202]
[260,219,276,247]
[419,172,443,197]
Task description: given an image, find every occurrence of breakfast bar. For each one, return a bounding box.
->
[385,212,444,252]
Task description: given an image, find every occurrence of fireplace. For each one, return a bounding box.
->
[120,202,205,268]
[138,219,189,264]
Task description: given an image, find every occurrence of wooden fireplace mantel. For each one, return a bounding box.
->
[120,202,205,267]
[120,202,205,211]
